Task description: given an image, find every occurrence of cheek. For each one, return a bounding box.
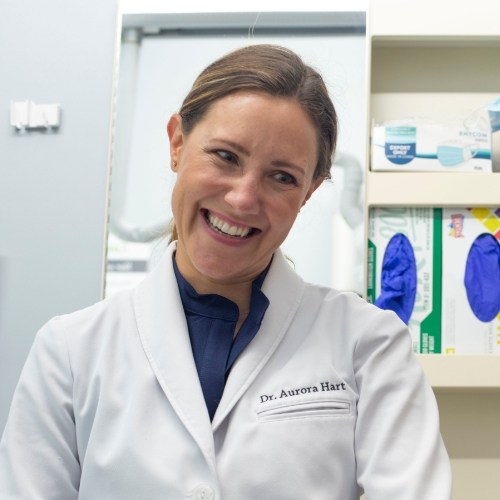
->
[269,200,300,229]
[170,169,214,217]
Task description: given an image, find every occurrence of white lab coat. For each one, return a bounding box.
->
[0,243,451,500]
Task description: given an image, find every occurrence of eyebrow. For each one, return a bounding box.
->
[212,138,307,177]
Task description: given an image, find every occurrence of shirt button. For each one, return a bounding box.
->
[190,484,215,500]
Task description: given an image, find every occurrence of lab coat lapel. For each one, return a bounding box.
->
[133,243,216,472]
[212,249,305,430]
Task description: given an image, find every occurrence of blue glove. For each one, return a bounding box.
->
[464,233,500,322]
[375,233,417,325]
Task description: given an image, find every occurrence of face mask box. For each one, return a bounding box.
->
[371,123,492,172]
[442,207,500,354]
[367,207,442,353]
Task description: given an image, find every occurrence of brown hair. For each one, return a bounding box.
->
[178,44,337,181]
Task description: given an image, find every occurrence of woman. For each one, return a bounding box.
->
[0,44,451,499]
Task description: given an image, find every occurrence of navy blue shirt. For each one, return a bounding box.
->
[173,257,270,420]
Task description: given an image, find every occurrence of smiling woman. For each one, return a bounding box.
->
[166,44,335,314]
[0,44,451,500]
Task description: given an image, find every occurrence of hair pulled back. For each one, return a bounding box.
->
[178,44,338,181]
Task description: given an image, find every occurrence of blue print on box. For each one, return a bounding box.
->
[464,233,500,323]
[385,126,416,165]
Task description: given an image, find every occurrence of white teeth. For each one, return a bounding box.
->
[207,212,251,238]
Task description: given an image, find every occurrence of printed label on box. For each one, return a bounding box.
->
[442,207,500,354]
[371,123,492,172]
[368,207,442,353]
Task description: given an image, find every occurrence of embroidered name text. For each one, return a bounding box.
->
[259,381,347,403]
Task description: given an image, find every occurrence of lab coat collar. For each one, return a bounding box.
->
[133,242,217,472]
[133,243,305,462]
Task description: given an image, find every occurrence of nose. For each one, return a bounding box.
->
[224,173,261,215]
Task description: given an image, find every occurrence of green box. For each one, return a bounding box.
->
[367,207,442,354]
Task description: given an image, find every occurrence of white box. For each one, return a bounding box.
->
[442,207,500,354]
[371,123,492,172]
[367,207,443,354]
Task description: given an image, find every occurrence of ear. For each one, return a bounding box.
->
[302,177,324,207]
[167,114,184,171]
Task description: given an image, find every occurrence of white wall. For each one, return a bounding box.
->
[0,0,117,431]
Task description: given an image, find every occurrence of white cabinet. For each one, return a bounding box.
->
[365,1,500,498]
[365,0,500,386]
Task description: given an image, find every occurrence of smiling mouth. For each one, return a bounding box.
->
[204,210,257,238]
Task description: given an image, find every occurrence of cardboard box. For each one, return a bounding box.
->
[371,123,492,172]
[442,207,500,354]
[367,207,443,353]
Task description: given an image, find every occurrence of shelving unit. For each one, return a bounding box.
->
[365,2,500,498]
[367,171,500,207]
[418,355,500,391]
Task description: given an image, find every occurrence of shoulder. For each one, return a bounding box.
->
[302,281,394,320]
[300,281,409,349]
[48,288,135,336]
[33,288,137,366]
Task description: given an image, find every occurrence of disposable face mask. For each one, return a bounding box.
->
[464,233,500,323]
[488,98,500,133]
[374,233,417,325]
[437,143,476,167]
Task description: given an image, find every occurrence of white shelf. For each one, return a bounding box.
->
[365,1,500,392]
[369,0,500,39]
[418,355,500,391]
[366,171,500,208]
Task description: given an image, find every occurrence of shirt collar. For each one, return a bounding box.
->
[172,253,271,322]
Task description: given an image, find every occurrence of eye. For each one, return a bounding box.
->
[215,149,238,164]
[273,171,298,186]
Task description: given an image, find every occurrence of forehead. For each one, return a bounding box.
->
[206,90,311,119]
[192,91,318,145]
